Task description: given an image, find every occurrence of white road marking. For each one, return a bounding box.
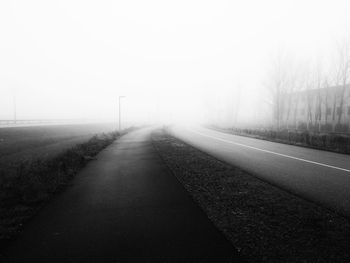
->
[188,129,350,173]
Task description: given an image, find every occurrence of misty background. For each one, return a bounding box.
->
[1,0,350,127]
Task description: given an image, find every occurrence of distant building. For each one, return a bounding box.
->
[283,85,350,133]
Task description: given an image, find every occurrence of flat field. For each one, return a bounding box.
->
[0,123,116,172]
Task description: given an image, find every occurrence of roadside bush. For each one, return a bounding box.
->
[335,124,349,133]
[321,124,333,133]
[297,122,307,131]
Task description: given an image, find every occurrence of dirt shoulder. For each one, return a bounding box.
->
[152,129,350,263]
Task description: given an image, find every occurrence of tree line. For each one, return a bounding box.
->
[267,39,350,133]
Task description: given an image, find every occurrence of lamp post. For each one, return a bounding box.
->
[13,94,17,124]
[118,96,126,131]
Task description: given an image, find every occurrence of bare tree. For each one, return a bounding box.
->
[232,83,242,127]
[266,52,293,130]
[283,63,300,128]
[304,70,314,131]
[323,79,330,125]
[311,61,326,132]
[331,38,350,130]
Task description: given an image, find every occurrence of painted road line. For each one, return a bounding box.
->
[188,129,350,173]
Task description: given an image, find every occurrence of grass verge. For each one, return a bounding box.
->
[0,130,125,249]
[152,129,350,263]
[210,126,350,154]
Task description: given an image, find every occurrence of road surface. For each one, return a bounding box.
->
[170,126,350,217]
[2,127,241,263]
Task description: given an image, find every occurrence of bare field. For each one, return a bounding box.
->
[0,123,116,171]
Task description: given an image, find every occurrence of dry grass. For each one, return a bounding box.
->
[211,126,350,154]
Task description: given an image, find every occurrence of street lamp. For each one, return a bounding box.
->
[118,96,126,131]
[13,94,17,124]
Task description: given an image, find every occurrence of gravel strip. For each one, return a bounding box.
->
[152,129,350,263]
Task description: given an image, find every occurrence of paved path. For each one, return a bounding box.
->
[171,126,350,217]
[3,127,241,262]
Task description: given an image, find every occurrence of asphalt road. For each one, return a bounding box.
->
[170,126,350,217]
[2,127,241,263]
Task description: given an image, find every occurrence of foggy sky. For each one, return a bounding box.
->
[1,0,350,125]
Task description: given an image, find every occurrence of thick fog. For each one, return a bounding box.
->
[1,0,350,127]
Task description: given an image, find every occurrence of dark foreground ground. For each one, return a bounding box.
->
[152,129,350,263]
[1,127,242,262]
[0,123,118,246]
